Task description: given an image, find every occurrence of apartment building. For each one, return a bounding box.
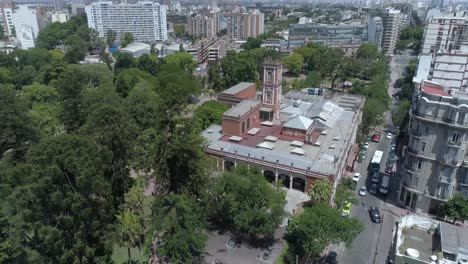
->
[0,2,14,36]
[421,12,468,54]
[13,5,40,49]
[288,22,368,45]
[188,11,219,37]
[186,36,227,63]
[401,81,468,214]
[85,1,168,43]
[368,16,383,51]
[382,8,403,55]
[225,10,264,40]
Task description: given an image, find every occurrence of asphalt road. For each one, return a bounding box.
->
[336,51,415,264]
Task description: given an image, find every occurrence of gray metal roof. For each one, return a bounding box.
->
[222,82,255,95]
[440,221,468,255]
[223,100,261,118]
[283,115,313,130]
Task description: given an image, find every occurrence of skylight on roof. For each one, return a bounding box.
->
[229,136,242,142]
[247,128,260,135]
[290,148,305,156]
[314,141,321,146]
[257,141,275,150]
[290,140,304,147]
[329,144,336,149]
[265,136,278,142]
[321,130,327,135]
[333,136,340,141]
[261,121,274,127]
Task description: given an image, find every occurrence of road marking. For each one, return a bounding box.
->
[372,214,385,263]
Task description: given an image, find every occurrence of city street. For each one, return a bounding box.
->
[335,51,415,264]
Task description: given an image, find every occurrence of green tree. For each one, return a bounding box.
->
[121,32,134,48]
[64,33,88,63]
[149,193,207,263]
[206,165,285,240]
[208,63,225,92]
[440,194,468,224]
[0,84,36,159]
[116,211,141,264]
[137,54,160,76]
[392,99,411,127]
[285,204,364,260]
[241,37,263,51]
[219,51,258,89]
[0,24,4,39]
[7,135,114,263]
[165,52,197,73]
[107,29,117,47]
[356,43,379,60]
[282,53,304,76]
[304,71,322,87]
[0,67,13,84]
[174,25,186,38]
[193,100,229,129]
[308,179,332,205]
[335,180,358,209]
[124,85,161,132]
[179,43,185,52]
[114,52,136,74]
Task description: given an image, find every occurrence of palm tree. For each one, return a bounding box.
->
[116,210,141,264]
[308,180,332,205]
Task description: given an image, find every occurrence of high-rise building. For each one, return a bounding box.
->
[400,81,468,213]
[421,12,468,54]
[430,0,444,8]
[0,2,14,36]
[368,16,384,51]
[85,1,168,43]
[381,8,403,55]
[225,10,264,40]
[54,0,64,11]
[71,3,85,16]
[13,5,40,49]
[188,11,219,37]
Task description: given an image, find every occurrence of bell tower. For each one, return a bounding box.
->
[262,58,282,120]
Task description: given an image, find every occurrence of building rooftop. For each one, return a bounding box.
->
[223,100,261,118]
[222,82,255,95]
[413,55,432,84]
[120,42,150,53]
[440,221,468,256]
[283,115,313,130]
[423,85,450,96]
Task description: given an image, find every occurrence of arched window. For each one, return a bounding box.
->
[266,70,273,83]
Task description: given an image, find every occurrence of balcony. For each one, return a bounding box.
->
[411,130,422,138]
[439,176,452,184]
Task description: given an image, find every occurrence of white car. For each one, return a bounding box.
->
[386,132,392,139]
[359,186,367,196]
[362,142,369,149]
[352,173,361,183]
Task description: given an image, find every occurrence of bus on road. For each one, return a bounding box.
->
[369,150,384,172]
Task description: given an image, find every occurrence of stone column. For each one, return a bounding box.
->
[275,170,279,183]
[289,174,293,190]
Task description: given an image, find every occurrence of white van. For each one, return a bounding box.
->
[380,175,389,194]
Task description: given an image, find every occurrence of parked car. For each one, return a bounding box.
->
[362,142,369,149]
[352,173,361,183]
[370,183,378,195]
[369,207,382,223]
[341,202,352,217]
[385,165,394,174]
[371,172,380,183]
[371,134,381,142]
[386,132,393,139]
[359,186,367,196]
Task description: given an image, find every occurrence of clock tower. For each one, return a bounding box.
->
[262,58,282,120]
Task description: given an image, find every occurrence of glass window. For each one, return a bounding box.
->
[417,160,422,170]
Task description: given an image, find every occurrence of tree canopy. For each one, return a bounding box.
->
[440,194,468,224]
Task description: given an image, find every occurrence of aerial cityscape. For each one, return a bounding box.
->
[0,0,468,263]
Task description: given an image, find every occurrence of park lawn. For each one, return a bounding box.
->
[111,195,155,264]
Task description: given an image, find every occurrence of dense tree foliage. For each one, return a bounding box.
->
[285,204,363,261]
[282,53,304,76]
[206,166,285,241]
[440,194,468,224]
[193,100,229,129]
[308,179,332,205]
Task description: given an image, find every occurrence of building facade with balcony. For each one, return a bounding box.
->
[225,10,264,40]
[400,81,468,214]
[421,12,468,54]
[382,8,403,55]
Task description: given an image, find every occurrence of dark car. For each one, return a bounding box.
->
[325,251,338,264]
[371,172,380,183]
[385,165,394,174]
[369,207,382,223]
[370,183,378,195]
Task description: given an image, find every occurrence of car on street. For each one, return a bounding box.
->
[359,186,367,196]
[369,207,382,223]
[371,172,380,183]
[352,173,361,183]
[362,142,369,149]
[370,183,378,195]
[371,134,381,142]
[341,202,352,217]
[385,165,394,174]
[386,132,392,139]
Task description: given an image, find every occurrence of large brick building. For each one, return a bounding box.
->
[202,59,365,194]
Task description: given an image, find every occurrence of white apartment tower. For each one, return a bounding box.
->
[85,1,168,43]
[13,5,40,49]
[421,12,468,54]
[368,16,384,51]
[382,8,403,55]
